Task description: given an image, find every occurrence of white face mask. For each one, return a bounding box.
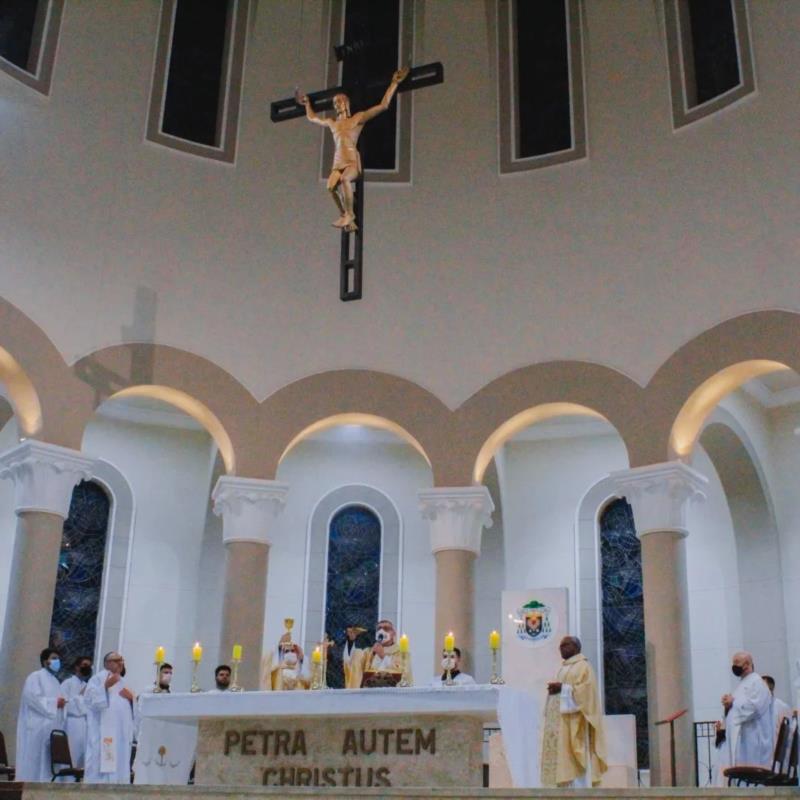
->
[160,672,173,686]
[283,652,298,667]
[441,656,456,671]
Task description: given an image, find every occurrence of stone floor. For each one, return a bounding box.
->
[3,785,799,800]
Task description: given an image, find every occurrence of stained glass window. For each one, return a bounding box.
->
[600,498,649,768]
[323,505,381,688]
[49,481,110,677]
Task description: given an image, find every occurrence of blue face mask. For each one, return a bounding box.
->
[48,659,61,673]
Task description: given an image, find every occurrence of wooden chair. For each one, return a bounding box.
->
[0,732,14,781]
[49,730,83,782]
[724,715,797,786]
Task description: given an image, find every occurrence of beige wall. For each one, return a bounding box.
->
[0,299,799,484]
[0,1,796,444]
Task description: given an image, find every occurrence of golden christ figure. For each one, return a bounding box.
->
[300,67,409,232]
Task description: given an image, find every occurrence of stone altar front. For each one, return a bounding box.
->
[137,686,540,788]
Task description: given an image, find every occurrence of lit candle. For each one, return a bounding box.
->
[489,630,501,650]
[444,631,455,652]
[232,644,243,661]
[192,642,203,662]
[312,646,322,664]
[155,646,165,664]
[399,634,409,653]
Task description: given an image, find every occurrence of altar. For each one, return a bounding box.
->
[135,686,540,789]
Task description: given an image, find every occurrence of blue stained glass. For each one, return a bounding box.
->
[324,505,381,689]
[49,481,110,678]
[600,498,649,768]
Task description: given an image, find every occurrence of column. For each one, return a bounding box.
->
[612,461,707,786]
[419,486,494,675]
[212,476,288,690]
[0,441,95,755]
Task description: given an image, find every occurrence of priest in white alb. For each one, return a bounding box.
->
[15,648,66,781]
[84,651,136,784]
[721,651,773,768]
[540,636,607,787]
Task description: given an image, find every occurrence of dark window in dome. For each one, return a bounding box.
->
[49,480,111,677]
[498,0,586,173]
[600,498,649,769]
[324,0,413,183]
[340,0,401,171]
[147,0,248,162]
[0,0,40,71]
[323,505,382,688]
[0,0,61,93]
[685,0,741,106]
[664,0,754,129]
[515,0,572,159]
[162,0,230,147]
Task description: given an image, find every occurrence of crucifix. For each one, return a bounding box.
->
[271,43,443,301]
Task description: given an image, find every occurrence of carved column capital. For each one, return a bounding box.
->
[0,440,95,518]
[418,486,494,556]
[611,461,707,538]
[212,476,289,546]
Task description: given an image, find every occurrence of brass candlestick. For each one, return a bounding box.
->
[445,649,455,686]
[152,660,163,693]
[398,650,411,687]
[310,657,323,690]
[230,659,243,692]
[321,633,334,689]
[190,660,202,693]
[490,647,505,685]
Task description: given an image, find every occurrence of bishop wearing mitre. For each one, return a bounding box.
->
[343,620,412,688]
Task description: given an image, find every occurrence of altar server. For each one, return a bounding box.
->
[61,655,93,768]
[209,664,231,693]
[16,648,66,781]
[343,619,412,688]
[721,651,772,768]
[84,651,136,784]
[540,636,607,787]
[763,675,791,746]
[431,647,476,686]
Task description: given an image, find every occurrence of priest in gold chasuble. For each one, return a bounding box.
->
[541,636,607,787]
[343,620,411,688]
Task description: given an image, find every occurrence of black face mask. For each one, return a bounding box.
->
[79,665,92,678]
[120,666,127,678]
[732,665,744,677]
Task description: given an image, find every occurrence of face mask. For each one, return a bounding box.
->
[48,659,61,673]
[283,652,298,667]
[441,656,456,670]
[79,665,92,678]
[732,665,744,677]
[160,672,173,686]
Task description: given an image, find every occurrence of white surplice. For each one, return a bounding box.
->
[84,669,135,784]
[729,671,773,768]
[15,667,65,781]
[429,672,476,687]
[61,675,89,768]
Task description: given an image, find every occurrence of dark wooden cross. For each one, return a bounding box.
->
[271,58,443,302]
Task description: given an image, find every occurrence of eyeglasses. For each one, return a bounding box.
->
[106,657,125,663]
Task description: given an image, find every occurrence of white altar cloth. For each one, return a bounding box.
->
[136,685,540,787]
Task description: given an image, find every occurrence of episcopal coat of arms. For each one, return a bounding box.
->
[515,599,555,645]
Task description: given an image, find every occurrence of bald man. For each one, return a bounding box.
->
[721,651,773,768]
[541,636,607,787]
